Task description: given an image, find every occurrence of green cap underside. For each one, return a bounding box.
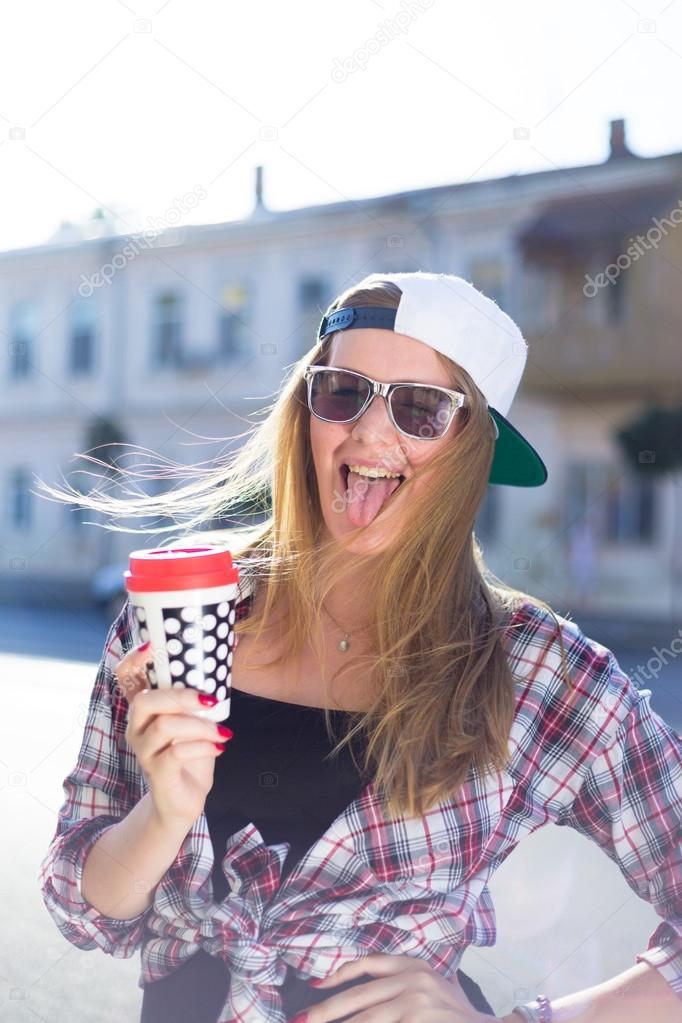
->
[487,408,548,488]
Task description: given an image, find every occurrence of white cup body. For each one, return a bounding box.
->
[127,581,239,722]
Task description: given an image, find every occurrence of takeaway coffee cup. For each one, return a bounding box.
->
[124,545,240,722]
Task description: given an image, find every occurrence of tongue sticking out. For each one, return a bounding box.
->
[345,469,402,527]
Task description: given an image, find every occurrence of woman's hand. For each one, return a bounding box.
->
[115,641,234,829]
[113,632,241,703]
[297,953,493,1022]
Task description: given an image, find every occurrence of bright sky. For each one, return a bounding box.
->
[1,0,680,253]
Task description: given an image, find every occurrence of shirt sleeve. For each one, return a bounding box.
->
[37,600,149,958]
[555,672,682,1002]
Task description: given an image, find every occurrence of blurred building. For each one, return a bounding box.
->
[1,117,681,619]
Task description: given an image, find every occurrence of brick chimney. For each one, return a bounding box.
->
[607,118,634,159]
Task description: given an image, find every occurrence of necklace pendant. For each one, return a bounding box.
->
[338,636,350,652]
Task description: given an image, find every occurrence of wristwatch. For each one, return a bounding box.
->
[510,995,553,1021]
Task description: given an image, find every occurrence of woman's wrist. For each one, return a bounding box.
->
[504,997,553,1021]
[81,792,193,920]
[147,793,198,841]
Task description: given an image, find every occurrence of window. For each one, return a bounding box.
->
[604,268,626,324]
[468,259,506,309]
[519,261,558,329]
[152,291,183,367]
[8,467,32,529]
[69,297,97,375]
[143,476,175,527]
[64,501,88,530]
[604,469,655,542]
[582,250,628,326]
[8,302,37,379]
[297,276,330,352]
[564,460,656,545]
[298,277,327,310]
[218,282,251,361]
[475,484,500,540]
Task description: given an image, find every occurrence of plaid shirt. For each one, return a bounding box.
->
[39,566,682,1022]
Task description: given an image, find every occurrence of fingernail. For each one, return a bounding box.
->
[216,725,233,738]
[139,641,150,652]
[290,1014,308,1023]
[214,742,227,751]
[198,694,218,706]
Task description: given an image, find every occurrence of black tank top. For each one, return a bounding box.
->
[139,687,494,1022]
[140,686,371,1022]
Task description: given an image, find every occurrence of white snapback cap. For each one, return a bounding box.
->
[317,270,547,488]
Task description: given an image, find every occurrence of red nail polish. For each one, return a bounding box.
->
[198,694,218,706]
[139,640,150,652]
[216,725,233,738]
[290,1014,308,1023]
[309,978,326,985]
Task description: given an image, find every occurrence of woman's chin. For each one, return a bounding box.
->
[324,511,391,552]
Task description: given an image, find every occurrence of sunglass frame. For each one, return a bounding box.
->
[303,364,467,441]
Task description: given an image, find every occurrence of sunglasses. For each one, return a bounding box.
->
[303,365,467,441]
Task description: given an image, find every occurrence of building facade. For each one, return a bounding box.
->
[2,118,681,619]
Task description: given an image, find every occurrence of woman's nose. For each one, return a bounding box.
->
[351,392,395,440]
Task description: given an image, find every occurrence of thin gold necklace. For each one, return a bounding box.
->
[321,602,370,653]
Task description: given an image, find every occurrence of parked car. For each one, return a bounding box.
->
[91,562,129,626]
[90,522,267,625]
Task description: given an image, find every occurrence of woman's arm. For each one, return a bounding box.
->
[81,789,193,920]
[38,604,160,955]
[501,960,682,1022]
[552,675,682,1006]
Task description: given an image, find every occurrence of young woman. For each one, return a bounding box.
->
[38,272,681,1023]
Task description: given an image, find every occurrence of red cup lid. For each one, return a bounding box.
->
[124,545,240,593]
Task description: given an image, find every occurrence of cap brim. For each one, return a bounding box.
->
[488,408,548,487]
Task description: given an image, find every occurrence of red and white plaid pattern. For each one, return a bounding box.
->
[39,566,682,1021]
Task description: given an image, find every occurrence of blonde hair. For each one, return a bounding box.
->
[35,278,572,819]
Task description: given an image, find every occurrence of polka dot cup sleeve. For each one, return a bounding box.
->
[124,545,240,723]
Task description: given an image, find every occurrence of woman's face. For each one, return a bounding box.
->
[309,327,465,554]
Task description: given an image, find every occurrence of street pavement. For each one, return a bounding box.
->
[0,604,679,1021]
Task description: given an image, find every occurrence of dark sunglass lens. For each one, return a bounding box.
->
[391,385,452,438]
[310,371,370,422]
